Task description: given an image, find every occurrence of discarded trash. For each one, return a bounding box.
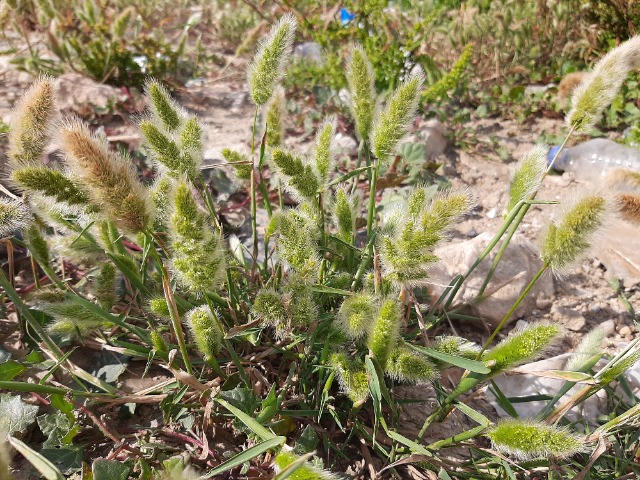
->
[549,138,640,183]
[339,8,355,25]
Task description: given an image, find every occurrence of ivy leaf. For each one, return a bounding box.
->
[0,394,38,440]
[92,459,132,480]
[40,445,83,475]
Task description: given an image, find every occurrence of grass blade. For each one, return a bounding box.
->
[203,436,285,477]
[8,436,64,480]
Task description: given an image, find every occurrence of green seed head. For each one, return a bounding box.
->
[169,180,226,292]
[271,148,319,201]
[540,194,608,273]
[488,419,584,460]
[92,263,117,308]
[265,86,285,148]
[432,335,481,367]
[379,188,471,287]
[367,298,401,367]
[329,353,370,404]
[336,293,378,341]
[140,121,196,180]
[39,300,110,340]
[186,305,223,361]
[346,44,376,142]
[565,327,604,372]
[598,343,640,385]
[334,188,360,243]
[151,330,168,354]
[148,296,171,318]
[12,166,89,206]
[314,117,336,185]
[247,14,297,106]
[145,79,183,131]
[253,288,287,328]
[567,36,640,133]
[8,77,56,169]
[283,278,317,328]
[24,223,50,268]
[386,342,439,384]
[112,5,135,38]
[222,148,252,180]
[59,119,154,233]
[372,69,424,162]
[273,449,340,480]
[483,322,562,374]
[506,144,547,214]
[268,208,320,278]
[0,199,31,237]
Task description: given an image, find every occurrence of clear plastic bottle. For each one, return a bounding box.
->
[548,139,640,183]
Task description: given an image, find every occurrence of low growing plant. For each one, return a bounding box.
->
[1,16,640,479]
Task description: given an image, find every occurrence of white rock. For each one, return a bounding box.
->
[428,232,554,327]
[334,132,358,156]
[420,118,448,159]
[53,73,125,113]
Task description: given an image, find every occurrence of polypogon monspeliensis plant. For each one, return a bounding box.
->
[3,18,640,480]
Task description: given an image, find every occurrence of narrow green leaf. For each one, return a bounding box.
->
[365,356,381,444]
[454,402,491,427]
[203,436,285,477]
[8,436,64,480]
[489,380,518,418]
[327,165,371,187]
[310,285,353,296]
[410,345,491,374]
[216,398,275,441]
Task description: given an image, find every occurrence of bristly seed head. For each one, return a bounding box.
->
[367,298,401,367]
[314,117,336,186]
[506,144,548,215]
[346,44,376,142]
[329,353,370,404]
[8,76,57,169]
[59,119,154,233]
[145,79,184,132]
[488,419,584,460]
[186,305,223,361]
[540,194,608,273]
[247,14,297,106]
[483,321,562,374]
[567,36,640,133]
[385,342,439,384]
[336,293,378,341]
[0,199,32,237]
[265,86,285,148]
[371,69,424,162]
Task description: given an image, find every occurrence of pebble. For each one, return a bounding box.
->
[536,295,553,310]
[466,229,478,238]
[600,319,616,336]
[551,305,587,331]
[619,325,632,336]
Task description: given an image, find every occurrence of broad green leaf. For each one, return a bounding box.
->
[40,445,83,475]
[8,436,64,480]
[0,394,38,440]
[203,436,285,477]
[92,459,132,480]
[293,425,319,455]
[0,360,26,381]
[410,345,491,374]
[216,398,274,441]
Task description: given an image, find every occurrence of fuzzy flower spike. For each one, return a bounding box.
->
[168,179,226,293]
[59,119,154,233]
[346,44,376,142]
[8,76,56,169]
[567,36,640,133]
[371,68,425,162]
[247,13,297,106]
[488,419,584,460]
[540,193,608,274]
[0,199,31,237]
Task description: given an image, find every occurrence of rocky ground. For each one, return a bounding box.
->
[2,55,639,477]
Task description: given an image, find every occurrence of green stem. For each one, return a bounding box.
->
[477,263,549,357]
[0,268,117,394]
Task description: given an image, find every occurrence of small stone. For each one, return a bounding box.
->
[536,295,553,310]
[619,325,632,336]
[421,118,448,159]
[551,305,586,331]
[515,319,528,330]
[487,208,497,219]
[466,229,478,238]
[600,319,616,336]
[334,133,358,156]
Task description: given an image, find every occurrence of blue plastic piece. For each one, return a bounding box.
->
[547,145,563,171]
[340,7,356,24]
